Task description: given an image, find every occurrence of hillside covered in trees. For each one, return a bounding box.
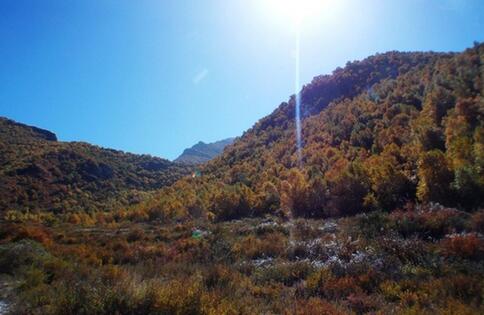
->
[133,43,483,223]
[0,117,192,214]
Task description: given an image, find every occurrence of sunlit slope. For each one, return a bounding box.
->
[209,50,451,171]
[141,44,482,222]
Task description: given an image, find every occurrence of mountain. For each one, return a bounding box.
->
[1,44,483,315]
[0,117,192,213]
[4,44,482,219]
[137,43,483,222]
[175,138,235,164]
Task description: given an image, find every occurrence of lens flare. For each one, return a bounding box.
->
[262,0,331,31]
[295,31,303,167]
[261,1,335,166]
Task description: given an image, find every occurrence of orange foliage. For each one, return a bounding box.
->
[440,233,484,259]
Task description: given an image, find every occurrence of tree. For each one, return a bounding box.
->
[328,162,370,217]
[416,150,454,205]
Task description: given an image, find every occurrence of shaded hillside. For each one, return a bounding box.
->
[0,117,192,213]
[135,43,483,222]
[175,138,235,164]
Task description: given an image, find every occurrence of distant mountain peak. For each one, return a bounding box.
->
[175,138,235,164]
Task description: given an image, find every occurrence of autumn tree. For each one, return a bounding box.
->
[417,150,454,205]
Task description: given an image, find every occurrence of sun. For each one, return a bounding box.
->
[262,0,331,31]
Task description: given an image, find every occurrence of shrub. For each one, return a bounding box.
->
[232,233,286,259]
[323,275,364,300]
[126,227,145,242]
[346,293,380,314]
[148,275,204,314]
[294,298,347,315]
[357,212,392,238]
[470,209,484,233]
[6,224,53,245]
[0,240,51,275]
[390,205,467,239]
[305,269,364,300]
[439,233,484,260]
[253,261,313,286]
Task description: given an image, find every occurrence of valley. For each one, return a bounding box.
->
[0,43,483,314]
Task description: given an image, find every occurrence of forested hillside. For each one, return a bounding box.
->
[5,45,482,220]
[0,117,192,214]
[134,43,483,222]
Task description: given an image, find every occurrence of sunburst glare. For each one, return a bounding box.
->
[262,0,334,166]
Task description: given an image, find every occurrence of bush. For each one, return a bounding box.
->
[357,212,392,238]
[390,205,468,239]
[470,210,484,233]
[439,233,484,260]
[253,261,313,286]
[5,223,53,245]
[126,227,145,242]
[232,233,286,259]
[0,240,50,274]
[294,298,347,315]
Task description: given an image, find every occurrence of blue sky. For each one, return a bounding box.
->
[1,0,483,160]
